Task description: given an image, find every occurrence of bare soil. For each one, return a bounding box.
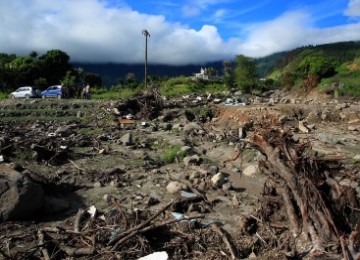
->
[0,94,359,259]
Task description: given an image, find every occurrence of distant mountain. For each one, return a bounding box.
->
[71,61,224,86]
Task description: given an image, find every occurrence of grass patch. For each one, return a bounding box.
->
[92,87,141,99]
[0,92,9,99]
[161,145,188,164]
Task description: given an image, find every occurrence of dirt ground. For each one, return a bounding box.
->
[0,94,359,259]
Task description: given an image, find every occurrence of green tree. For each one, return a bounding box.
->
[84,72,102,87]
[297,55,335,79]
[61,70,77,96]
[38,49,71,85]
[6,56,41,88]
[205,67,217,76]
[234,55,258,93]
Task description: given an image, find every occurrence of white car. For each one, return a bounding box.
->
[10,86,41,99]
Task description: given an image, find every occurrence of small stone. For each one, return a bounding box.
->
[183,155,200,167]
[166,181,182,194]
[93,182,102,188]
[103,194,111,203]
[146,197,160,206]
[189,171,201,180]
[181,146,192,153]
[298,120,309,133]
[222,182,232,191]
[211,172,226,187]
[242,165,257,177]
[120,132,133,146]
[353,154,360,162]
[348,126,357,131]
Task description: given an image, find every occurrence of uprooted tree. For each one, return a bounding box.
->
[249,127,360,259]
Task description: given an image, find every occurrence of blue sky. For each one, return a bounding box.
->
[0,0,360,65]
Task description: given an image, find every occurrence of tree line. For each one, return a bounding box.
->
[0,50,102,96]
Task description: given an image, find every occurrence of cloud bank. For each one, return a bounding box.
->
[0,0,359,65]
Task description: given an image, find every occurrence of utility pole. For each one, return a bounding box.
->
[142,29,150,88]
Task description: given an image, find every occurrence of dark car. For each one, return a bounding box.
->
[41,85,63,99]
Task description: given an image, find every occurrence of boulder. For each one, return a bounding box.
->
[0,166,44,221]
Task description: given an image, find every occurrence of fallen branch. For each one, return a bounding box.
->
[210,223,237,260]
[111,214,205,250]
[74,209,86,233]
[109,200,174,248]
[68,159,86,172]
[61,246,94,256]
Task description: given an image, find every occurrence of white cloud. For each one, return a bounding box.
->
[0,0,239,65]
[182,5,201,17]
[344,0,360,17]
[0,0,360,65]
[238,10,360,57]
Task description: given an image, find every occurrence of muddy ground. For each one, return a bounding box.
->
[0,92,359,259]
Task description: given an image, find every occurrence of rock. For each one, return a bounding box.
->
[298,120,309,133]
[183,122,203,132]
[0,166,44,221]
[353,154,360,162]
[222,182,232,191]
[120,132,133,146]
[183,155,200,167]
[138,251,168,260]
[211,172,226,187]
[238,127,247,139]
[55,125,73,137]
[166,181,182,194]
[213,98,222,104]
[348,126,357,131]
[172,123,182,130]
[146,196,160,206]
[242,165,257,177]
[189,171,201,180]
[307,124,316,130]
[317,133,340,145]
[180,190,198,198]
[208,165,219,175]
[181,146,192,153]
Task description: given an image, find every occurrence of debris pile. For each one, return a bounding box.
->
[0,198,240,260]
[243,126,360,259]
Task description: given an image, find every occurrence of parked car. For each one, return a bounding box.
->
[10,86,41,99]
[41,85,63,99]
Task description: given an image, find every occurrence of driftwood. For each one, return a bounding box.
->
[109,200,174,248]
[250,128,360,258]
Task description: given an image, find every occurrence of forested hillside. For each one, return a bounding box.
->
[71,62,224,86]
[256,41,360,96]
